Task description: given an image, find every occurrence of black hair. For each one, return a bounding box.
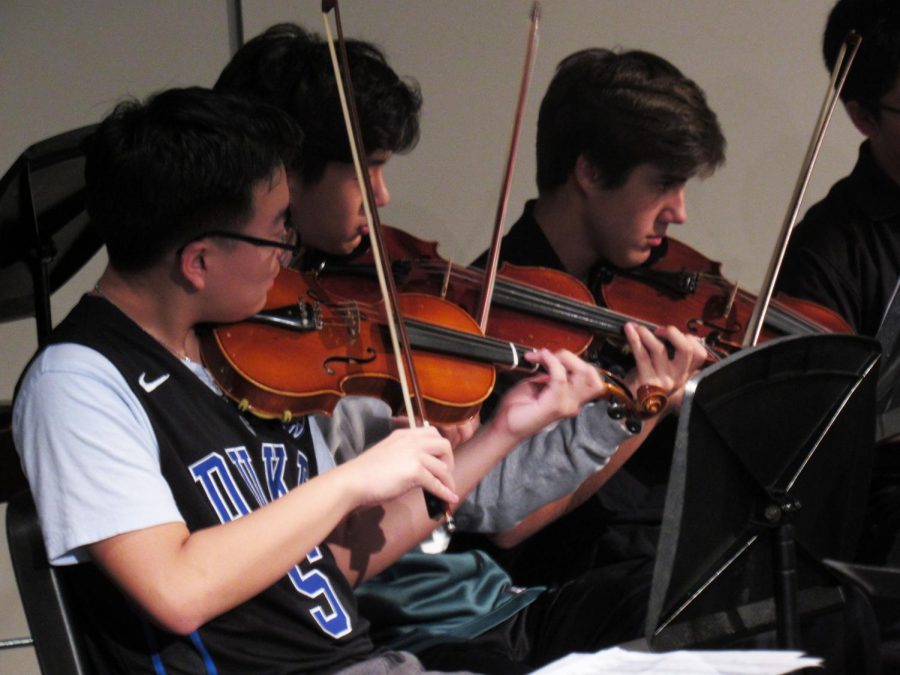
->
[215,23,421,183]
[84,86,302,272]
[536,48,725,192]
[824,0,900,116]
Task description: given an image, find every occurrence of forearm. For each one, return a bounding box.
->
[333,348,613,581]
[490,409,667,547]
[328,415,527,584]
[454,400,630,532]
[90,463,365,634]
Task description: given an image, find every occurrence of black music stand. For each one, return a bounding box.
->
[874,277,900,444]
[0,124,100,500]
[0,124,100,344]
[812,283,900,615]
[644,333,881,651]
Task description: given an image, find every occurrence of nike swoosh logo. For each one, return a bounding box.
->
[138,372,170,393]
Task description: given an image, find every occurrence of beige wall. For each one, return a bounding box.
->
[0,1,853,671]
[0,3,232,671]
[262,0,856,301]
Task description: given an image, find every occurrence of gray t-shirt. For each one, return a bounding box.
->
[316,396,630,533]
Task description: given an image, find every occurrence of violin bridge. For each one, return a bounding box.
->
[721,281,739,320]
[441,261,452,298]
[346,302,360,340]
[310,301,324,331]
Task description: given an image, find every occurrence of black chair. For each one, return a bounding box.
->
[0,402,33,657]
[1,404,27,503]
[6,491,92,674]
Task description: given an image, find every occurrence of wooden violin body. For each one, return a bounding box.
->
[311,226,852,357]
[594,238,853,351]
[200,267,496,425]
[201,265,651,430]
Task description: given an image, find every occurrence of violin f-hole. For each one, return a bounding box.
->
[324,348,377,376]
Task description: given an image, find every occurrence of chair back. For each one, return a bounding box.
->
[6,491,93,675]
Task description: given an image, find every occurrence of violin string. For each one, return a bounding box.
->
[312,289,533,368]
[326,259,730,360]
[400,244,832,347]
[412,260,655,333]
[432,261,826,336]
[732,288,828,334]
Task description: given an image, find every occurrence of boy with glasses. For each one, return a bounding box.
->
[12,86,607,674]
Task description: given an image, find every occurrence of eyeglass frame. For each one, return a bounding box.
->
[176,229,300,257]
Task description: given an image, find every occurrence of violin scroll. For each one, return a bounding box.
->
[636,384,668,417]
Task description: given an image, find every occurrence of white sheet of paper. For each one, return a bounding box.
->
[530,647,823,674]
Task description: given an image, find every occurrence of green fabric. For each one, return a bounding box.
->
[355,550,544,653]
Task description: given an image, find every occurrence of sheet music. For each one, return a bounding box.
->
[531,647,822,674]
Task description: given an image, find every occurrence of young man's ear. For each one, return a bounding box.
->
[845,100,880,138]
[574,154,602,194]
[178,241,210,291]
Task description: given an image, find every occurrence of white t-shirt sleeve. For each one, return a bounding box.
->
[13,343,183,565]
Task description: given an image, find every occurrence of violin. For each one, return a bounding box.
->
[593,237,853,350]
[306,225,700,357]
[305,226,852,362]
[200,267,491,424]
[198,266,648,428]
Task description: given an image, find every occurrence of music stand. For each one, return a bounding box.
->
[0,124,101,344]
[644,333,881,651]
[0,124,100,499]
[874,277,900,444]
[810,283,900,612]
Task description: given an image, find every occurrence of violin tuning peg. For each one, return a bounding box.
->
[606,399,626,419]
[625,416,643,434]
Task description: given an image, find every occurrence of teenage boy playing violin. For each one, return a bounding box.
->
[449,47,725,588]
[215,23,707,545]
[215,23,707,673]
[12,86,619,674]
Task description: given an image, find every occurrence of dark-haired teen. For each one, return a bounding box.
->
[778,1,900,339]
[777,0,900,566]
[12,86,609,674]
[212,25,709,673]
[447,47,724,588]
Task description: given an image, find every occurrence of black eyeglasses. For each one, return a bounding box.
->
[178,229,300,258]
[200,230,298,252]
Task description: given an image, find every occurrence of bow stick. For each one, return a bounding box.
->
[743,31,861,347]
[321,0,454,528]
[475,1,542,332]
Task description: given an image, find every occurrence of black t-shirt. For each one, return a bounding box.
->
[778,141,900,337]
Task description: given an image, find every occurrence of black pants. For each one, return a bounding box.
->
[417,559,653,674]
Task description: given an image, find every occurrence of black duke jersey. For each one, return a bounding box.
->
[47,295,373,674]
